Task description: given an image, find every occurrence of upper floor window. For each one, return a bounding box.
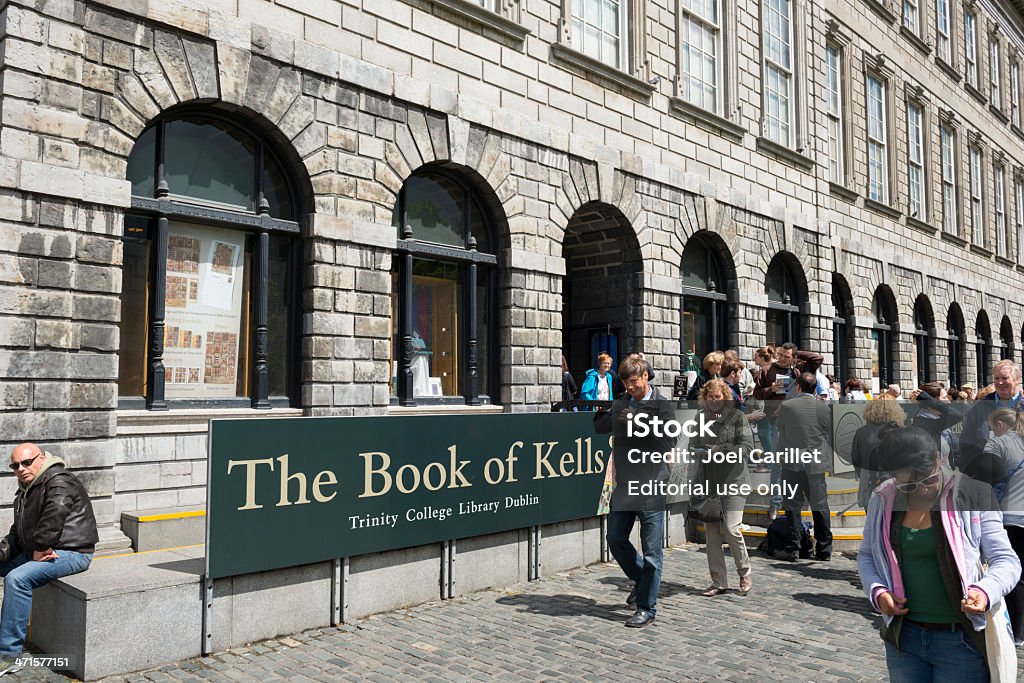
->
[572,0,626,69]
[903,0,921,35]
[995,163,1007,257]
[969,144,985,247]
[680,0,721,112]
[762,0,793,146]
[936,0,952,63]
[907,101,926,220]
[1016,176,1024,264]
[1012,60,1021,128]
[866,74,889,204]
[391,169,499,406]
[990,38,1002,106]
[826,44,844,184]
[941,125,958,235]
[120,113,303,410]
[965,11,978,88]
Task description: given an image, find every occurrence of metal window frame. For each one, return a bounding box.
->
[680,4,723,113]
[906,101,926,220]
[866,75,889,204]
[965,11,978,86]
[826,44,845,184]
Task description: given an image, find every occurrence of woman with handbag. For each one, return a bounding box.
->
[689,379,754,596]
[858,425,1022,682]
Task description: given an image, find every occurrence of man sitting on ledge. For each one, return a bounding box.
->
[0,443,98,675]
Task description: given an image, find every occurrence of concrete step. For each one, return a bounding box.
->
[94,526,134,557]
[741,507,866,530]
[693,524,865,554]
[121,506,205,552]
[744,472,860,508]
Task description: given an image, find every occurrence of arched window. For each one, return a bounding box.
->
[765,255,803,347]
[976,311,992,387]
[1000,316,1013,362]
[947,304,965,390]
[681,235,728,363]
[391,169,498,405]
[913,295,935,384]
[872,287,898,388]
[119,112,303,410]
[832,276,853,386]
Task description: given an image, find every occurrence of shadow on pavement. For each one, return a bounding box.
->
[789,591,876,623]
[767,561,863,588]
[596,575,702,598]
[494,593,633,622]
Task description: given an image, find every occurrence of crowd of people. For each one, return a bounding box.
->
[584,346,1024,680]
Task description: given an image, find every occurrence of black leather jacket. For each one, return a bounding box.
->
[2,463,99,562]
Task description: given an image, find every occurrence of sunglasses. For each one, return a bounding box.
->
[9,455,41,471]
[895,472,941,493]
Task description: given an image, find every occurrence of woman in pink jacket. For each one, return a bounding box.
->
[857,424,1021,681]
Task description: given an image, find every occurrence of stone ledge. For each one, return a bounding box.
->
[415,0,530,45]
[387,404,505,416]
[116,408,304,435]
[668,98,745,139]
[548,43,656,101]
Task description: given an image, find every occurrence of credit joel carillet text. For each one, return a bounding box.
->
[622,411,823,501]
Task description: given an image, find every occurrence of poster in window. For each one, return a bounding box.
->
[164,222,245,399]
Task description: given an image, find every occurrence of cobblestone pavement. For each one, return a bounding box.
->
[11,546,1024,682]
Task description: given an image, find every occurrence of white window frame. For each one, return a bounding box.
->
[867,74,889,204]
[571,0,628,70]
[936,0,952,63]
[907,101,926,220]
[680,0,722,113]
[904,0,921,35]
[1012,60,1021,128]
[826,44,844,184]
[970,144,985,247]
[965,11,978,88]
[991,37,1002,106]
[1015,176,1024,264]
[941,125,958,235]
[995,163,1007,257]
[762,0,794,146]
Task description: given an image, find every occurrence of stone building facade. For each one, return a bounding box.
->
[1,0,1023,541]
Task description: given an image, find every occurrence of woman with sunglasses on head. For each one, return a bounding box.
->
[858,425,1021,681]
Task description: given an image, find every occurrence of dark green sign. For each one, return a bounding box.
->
[206,413,610,578]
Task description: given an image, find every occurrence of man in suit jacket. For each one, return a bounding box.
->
[774,372,833,561]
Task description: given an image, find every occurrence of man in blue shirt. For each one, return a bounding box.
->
[960,359,1022,473]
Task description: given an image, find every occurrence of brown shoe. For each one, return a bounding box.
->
[700,585,726,597]
[739,575,753,595]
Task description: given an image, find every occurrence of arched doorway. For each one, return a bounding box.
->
[913,295,935,385]
[1000,315,1014,362]
[976,311,992,387]
[562,202,642,383]
[871,285,899,389]
[832,275,854,386]
[680,232,733,366]
[765,254,806,347]
[947,303,966,390]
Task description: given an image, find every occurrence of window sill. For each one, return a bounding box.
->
[116,406,304,435]
[864,197,901,219]
[1012,123,1024,140]
[900,25,932,55]
[970,244,993,258]
[862,0,897,23]
[990,104,1009,124]
[549,43,656,100]
[668,98,745,139]
[417,0,530,45]
[828,182,859,202]
[755,136,815,171]
[940,230,967,247]
[995,254,1015,268]
[965,81,988,105]
[935,57,962,82]
[907,215,936,235]
[388,404,504,416]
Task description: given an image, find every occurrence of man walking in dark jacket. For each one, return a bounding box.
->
[0,443,98,674]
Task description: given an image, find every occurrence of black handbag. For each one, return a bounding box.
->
[688,494,723,523]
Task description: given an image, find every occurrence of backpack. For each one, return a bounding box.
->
[758,517,813,559]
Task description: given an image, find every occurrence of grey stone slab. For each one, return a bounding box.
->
[453,529,527,595]
[347,543,443,620]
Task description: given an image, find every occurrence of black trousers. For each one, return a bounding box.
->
[781,469,832,558]
[1005,525,1024,642]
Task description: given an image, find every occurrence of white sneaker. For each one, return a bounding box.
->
[738,523,751,531]
[0,656,23,677]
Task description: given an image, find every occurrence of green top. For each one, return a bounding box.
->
[900,525,959,623]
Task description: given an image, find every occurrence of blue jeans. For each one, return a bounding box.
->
[606,510,663,614]
[758,420,783,506]
[884,621,988,682]
[0,550,92,656]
